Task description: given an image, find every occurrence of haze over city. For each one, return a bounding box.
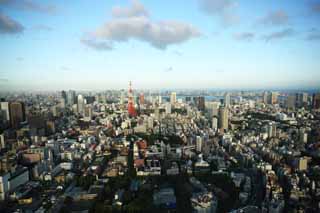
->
[1,1,320,213]
[1,0,320,90]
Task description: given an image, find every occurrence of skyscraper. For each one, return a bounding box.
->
[194,96,205,111]
[312,93,320,109]
[296,93,308,108]
[224,92,230,107]
[196,136,203,152]
[139,93,145,105]
[170,92,177,105]
[67,90,76,106]
[61,90,67,103]
[165,103,172,114]
[77,95,85,115]
[263,92,269,105]
[269,92,278,105]
[120,90,125,105]
[212,117,218,131]
[268,122,277,138]
[0,102,10,121]
[287,95,296,110]
[218,106,228,131]
[9,102,26,128]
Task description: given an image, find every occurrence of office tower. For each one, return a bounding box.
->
[139,93,145,105]
[85,96,95,104]
[61,90,67,103]
[0,102,10,121]
[268,122,277,138]
[147,117,154,129]
[67,90,76,106]
[158,95,162,104]
[218,106,228,131]
[212,117,218,131]
[269,92,278,105]
[299,129,308,144]
[263,92,269,104]
[170,92,177,105]
[193,96,205,111]
[224,92,231,107]
[198,96,205,111]
[0,134,5,150]
[9,102,26,128]
[296,93,308,108]
[211,102,219,117]
[77,95,85,115]
[128,81,137,117]
[120,90,125,105]
[287,95,296,110]
[196,136,203,152]
[60,98,66,108]
[165,103,172,114]
[296,157,308,171]
[154,107,160,120]
[84,105,93,120]
[313,93,320,109]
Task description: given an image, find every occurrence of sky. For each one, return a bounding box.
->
[0,0,320,91]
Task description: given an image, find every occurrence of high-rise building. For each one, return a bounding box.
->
[212,117,218,131]
[0,102,10,121]
[268,122,277,138]
[60,98,66,108]
[9,102,26,128]
[313,93,320,109]
[0,134,5,150]
[224,92,231,107]
[85,96,95,104]
[269,92,278,105]
[158,95,162,104]
[170,92,177,105]
[194,96,205,111]
[263,92,269,104]
[84,105,93,121]
[77,95,85,115]
[218,106,228,131]
[165,103,172,114]
[296,157,308,171]
[299,129,308,144]
[287,95,296,110]
[196,136,203,153]
[296,93,308,108]
[61,90,67,103]
[120,90,125,105]
[67,90,76,106]
[139,93,145,105]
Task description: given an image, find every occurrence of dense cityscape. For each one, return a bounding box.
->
[0,86,320,212]
[1,0,320,212]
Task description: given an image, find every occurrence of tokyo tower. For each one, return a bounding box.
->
[127,81,137,117]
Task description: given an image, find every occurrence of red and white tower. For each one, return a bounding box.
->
[128,81,137,117]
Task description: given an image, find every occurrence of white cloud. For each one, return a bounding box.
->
[83,1,200,50]
[198,0,240,26]
[262,28,295,42]
[81,38,113,51]
[258,10,289,26]
[112,0,148,18]
[233,32,255,41]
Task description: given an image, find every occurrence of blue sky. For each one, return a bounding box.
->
[0,0,319,91]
